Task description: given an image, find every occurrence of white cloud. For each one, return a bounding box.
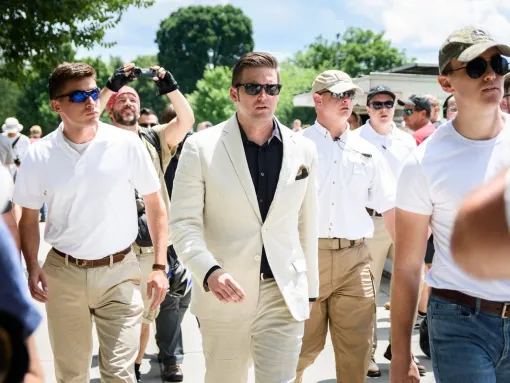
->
[347,0,510,51]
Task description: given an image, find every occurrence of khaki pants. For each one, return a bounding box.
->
[199,279,304,383]
[365,216,394,355]
[295,240,375,383]
[133,245,159,324]
[43,249,143,383]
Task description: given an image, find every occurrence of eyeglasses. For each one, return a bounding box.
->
[235,83,282,96]
[445,54,509,79]
[54,87,100,103]
[139,123,158,128]
[320,90,356,100]
[369,101,394,110]
[403,109,414,116]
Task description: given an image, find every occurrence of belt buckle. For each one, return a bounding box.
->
[502,303,510,318]
[76,259,89,267]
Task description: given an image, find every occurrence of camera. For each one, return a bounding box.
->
[132,67,157,79]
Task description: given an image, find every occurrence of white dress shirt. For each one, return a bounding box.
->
[397,119,510,301]
[14,122,160,259]
[353,120,416,179]
[303,122,396,239]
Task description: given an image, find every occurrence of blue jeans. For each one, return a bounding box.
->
[428,294,510,383]
[155,289,191,365]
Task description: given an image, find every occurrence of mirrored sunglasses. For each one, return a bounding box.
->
[55,87,101,103]
[236,83,282,96]
[446,54,509,79]
[403,109,415,116]
[321,90,356,100]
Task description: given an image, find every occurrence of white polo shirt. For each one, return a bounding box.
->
[303,122,396,239]
[353,120,416,179]
[397,118,510,301]
[14,122,160,260]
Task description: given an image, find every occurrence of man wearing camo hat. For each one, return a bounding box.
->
[390,26,510,383]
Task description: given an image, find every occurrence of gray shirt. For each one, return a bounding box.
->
[0,134,13,166]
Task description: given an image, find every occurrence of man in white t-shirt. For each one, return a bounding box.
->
[2,117,30,177]
[14,62,169,383]
[390,26,510,382]
[451,168,510,279]
[296,71,396,383]
[352,85,419,378]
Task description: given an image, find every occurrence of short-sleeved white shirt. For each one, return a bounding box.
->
[397,118,510,301]
[505,169,510,232]
[13,122,160,260]
[303,122,396,239]
[353,120,417,179]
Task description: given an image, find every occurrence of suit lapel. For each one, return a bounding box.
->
[266,120,294,219]
[221,115,262,223]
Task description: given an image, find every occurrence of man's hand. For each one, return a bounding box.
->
[27,262,48,303]
[390,357,421,383]
[207,269,246,303]
[150,65,179,96]
[105,63,136,92]
[146,270,169,311]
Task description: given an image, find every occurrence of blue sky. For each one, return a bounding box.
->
[76,0,510,66]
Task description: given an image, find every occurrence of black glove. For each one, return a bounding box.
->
[105,67,135,92]
[156,71,179,96]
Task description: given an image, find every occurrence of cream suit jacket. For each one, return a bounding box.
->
[170,114,319,322]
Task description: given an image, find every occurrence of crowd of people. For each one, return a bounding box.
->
[1,25,510,383]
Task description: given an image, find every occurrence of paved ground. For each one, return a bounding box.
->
[30,223,435,382]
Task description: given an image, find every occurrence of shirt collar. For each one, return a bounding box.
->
[365,120,396,138]
[314,120,349,142]
[237,114,282,144]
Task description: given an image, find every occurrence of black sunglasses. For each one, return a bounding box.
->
[320,90,356,100]
[369,101,394,110]
[235,83,282,96]
[55,87,100,103]
[446,54,509,79]
[139,122,158,128]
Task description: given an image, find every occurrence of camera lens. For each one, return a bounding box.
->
[132,67,142,77]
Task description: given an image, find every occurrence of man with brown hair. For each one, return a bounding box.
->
[170,52,319,383]
[14,62,169,383]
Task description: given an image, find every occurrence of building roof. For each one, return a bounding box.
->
[382,63,439,76]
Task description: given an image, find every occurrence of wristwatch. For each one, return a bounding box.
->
[152,264,166,272]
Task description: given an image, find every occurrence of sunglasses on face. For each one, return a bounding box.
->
[403,109,415,116]
[320,90,356,100]
[139,122,158,128]
[370,101,394,110]
[446,54,509,79]
[55,87,100,103]
[235,83,282,96]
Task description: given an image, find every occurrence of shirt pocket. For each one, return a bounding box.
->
[341,155,369,189]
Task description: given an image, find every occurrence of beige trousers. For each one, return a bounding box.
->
[295,240,375,383]
[199,279,304,383]
[43,249,143,383]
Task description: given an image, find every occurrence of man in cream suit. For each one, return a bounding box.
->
[170,52,319,383]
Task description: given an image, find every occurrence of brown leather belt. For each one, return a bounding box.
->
[319,238,364,251]
[432,288,510,318]
[51,246,131,268]
[366,208,382,217]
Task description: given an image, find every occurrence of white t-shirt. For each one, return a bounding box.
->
[303,122,396,239]
[353,120,417,179]
[397,118,510,301]
[14,122,160,260]
[505,169,510,232]
[0,167,12,209]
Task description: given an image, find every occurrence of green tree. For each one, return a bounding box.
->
[187,66,236,125]
[0,79,22,126]
[1,0,154,78]
[156,5,254,94]
[293,28,414,77]
[276,63,318,126]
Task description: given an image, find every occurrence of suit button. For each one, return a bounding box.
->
[254,255,261,261]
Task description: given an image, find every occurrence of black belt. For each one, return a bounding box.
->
[432,288,510,318]
[366,208,382,217]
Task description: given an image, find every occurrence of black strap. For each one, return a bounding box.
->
[11,136,21,148]
[139,127,163,172]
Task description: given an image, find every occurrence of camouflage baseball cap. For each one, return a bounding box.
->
[439,26,510,74]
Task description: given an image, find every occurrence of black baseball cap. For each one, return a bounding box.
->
[366,85,396,105]
[397,94,432,113]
